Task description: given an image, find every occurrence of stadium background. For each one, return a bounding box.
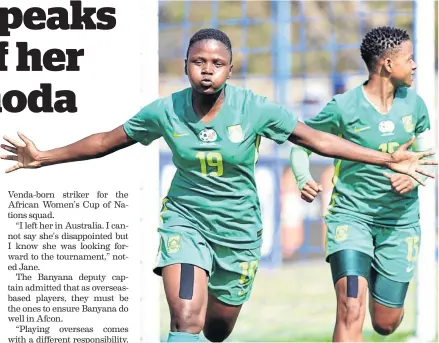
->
[156,1,438,341]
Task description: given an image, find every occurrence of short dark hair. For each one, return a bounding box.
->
[186,28,232,62]
[360,26,410,71]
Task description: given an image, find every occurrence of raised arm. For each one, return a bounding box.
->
[1,126,135,173]
[288,122,436,185]
[1,99,166,173]
[288,122,393,165]
[248,90,435,184]
[39,126,135,165]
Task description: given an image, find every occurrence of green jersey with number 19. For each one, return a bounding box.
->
[305,85,431,227]
[123,84,298,248]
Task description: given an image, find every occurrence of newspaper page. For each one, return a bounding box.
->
[0,1,160,342]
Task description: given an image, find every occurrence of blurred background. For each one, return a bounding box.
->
[156,1,438,341]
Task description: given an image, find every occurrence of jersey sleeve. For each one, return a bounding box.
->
[415,96,431,134]
[304,98,342,135]
[250,94,298,144]
[413,96,433,152]
[123,99,164,146]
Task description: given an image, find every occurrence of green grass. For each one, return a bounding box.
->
[282,330,414,343]
[159,260,417,342]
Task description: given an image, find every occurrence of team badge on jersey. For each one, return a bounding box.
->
[335,225,348,242]
[378,120,395,136]
[166,235,181,254]
[402,115,415,133]
[227,124,244,143]
[199,129,218,142]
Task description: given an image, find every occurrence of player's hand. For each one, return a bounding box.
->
[387,136,437,186]
[384,173,415,195]
[300,179,323,203]
[0,133,42,173]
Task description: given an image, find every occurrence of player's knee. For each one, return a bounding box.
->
[371,314,403,336]
[203,318,234,342]
[337,297,364,325]
[371,318,399,336]
[170,305,205,333]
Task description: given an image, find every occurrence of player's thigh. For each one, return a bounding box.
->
[162,264,209,330]
[369,269,406,324]
[204,245,260,338]
[325,215,374,283]
[334,275,369,318]
[154,226,213,327]
[208,244,261,307]
[368,268,406,334]
[370,225,419,308]
[369,270,410,310]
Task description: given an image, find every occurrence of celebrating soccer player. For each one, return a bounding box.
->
[2,28,436,343]
[290,26,436,342]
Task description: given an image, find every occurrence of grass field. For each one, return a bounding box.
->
[159,260,417,342]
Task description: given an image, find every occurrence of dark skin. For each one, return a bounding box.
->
[366,39,419,196]
[185,39,232,123]
[0,39,436,342]
[297,40,423,342]
[333,39,417,342]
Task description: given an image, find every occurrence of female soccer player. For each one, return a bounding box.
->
[290,27,435,342]
[1,28,435,343]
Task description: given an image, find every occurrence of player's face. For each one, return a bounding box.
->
[186,39,232,95]
[388,40,417,87]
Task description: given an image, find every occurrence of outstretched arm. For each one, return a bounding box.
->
[289,122,392,165]
[1,126,135,173]
[248,92,435,183]
[38,126,135,166]
[288,122,436,185]
[1,98,166,173]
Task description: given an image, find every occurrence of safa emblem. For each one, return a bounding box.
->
[227,125,244,143]
[335,225,348,242]
[166,235,181,254]
[402,115,415,133]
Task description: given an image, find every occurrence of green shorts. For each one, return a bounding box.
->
[153,226,261,306]
[325,214,421,283]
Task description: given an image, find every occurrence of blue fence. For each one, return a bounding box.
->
[158,0,416,267]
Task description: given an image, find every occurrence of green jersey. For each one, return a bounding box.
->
[124,84,298,248]
[305,85,431,227]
